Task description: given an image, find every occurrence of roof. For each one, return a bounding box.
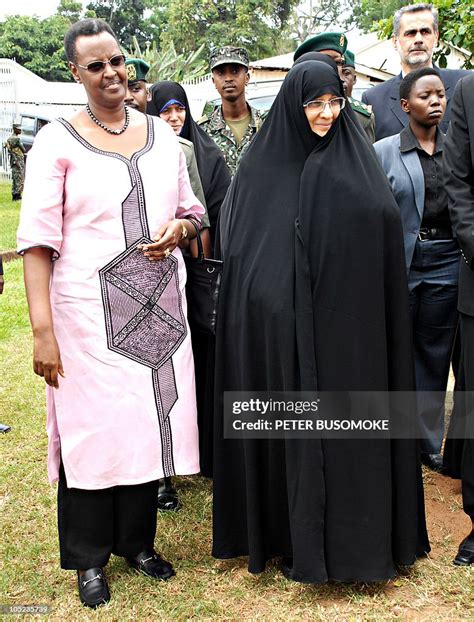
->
[0,58,87,105]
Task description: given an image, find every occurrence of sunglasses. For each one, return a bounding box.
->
[303,97,346,113]
[75,54,126,74]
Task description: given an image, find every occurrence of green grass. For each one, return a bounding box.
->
[1,206,473,619]
[0,182,20,252]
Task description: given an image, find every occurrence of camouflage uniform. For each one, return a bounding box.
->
[4,132,26,200]
[198,104,263,177]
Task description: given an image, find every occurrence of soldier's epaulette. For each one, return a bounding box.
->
[197,114,209,125]
[349,96,372,118]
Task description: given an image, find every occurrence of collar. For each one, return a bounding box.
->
[400,124,444,154]
[209,103,262,131]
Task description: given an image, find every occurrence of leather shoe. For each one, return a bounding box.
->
[157,477,180,512]
[77,568,110,608]
[127,550,175,580]
[420,452,443,472]
[453,532,474,566]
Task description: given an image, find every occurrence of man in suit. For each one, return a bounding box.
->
[444,73,474,566]
[362,3,470,141]
[374,68,460,472]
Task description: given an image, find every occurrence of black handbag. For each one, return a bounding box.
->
[184,220,223,336]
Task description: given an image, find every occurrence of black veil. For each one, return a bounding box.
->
[213,61,429,582]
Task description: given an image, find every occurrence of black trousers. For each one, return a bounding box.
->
[58,464,159,569]
[460,314,474,521]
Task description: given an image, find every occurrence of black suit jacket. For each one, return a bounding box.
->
[362,67,471,141]
[443,74,474,315]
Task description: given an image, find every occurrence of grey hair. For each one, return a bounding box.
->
[393,4,439,37]
[64,18,118,63]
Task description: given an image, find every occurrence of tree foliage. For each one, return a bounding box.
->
[294,0,349,44]
[375,0,473,69]
[345,0,407,33]
[126,36,208,83]
[159,0,299,59]
[0,14,73,81]
[85,0,161,50]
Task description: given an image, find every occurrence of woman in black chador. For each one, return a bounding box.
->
[213,61,429,583]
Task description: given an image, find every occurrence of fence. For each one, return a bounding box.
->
[0,59,18,181]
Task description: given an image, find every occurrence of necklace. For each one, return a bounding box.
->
[86,103,130,135]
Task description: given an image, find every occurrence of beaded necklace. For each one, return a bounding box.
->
[86,103,130,135]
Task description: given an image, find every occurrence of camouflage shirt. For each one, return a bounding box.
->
[4,135,25,167]
[198,104,263,177]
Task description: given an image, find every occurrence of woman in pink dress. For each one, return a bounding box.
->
[17,18,204,608]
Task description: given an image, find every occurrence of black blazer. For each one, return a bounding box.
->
[443,74,474,315]
[362,67,471,141]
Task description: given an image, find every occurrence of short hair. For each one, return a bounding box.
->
[64,18,118,63]
[393,4,439,37]
[399,67,441,100]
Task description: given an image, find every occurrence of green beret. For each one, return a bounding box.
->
[294,32,348,61]
[210,46,249,71]
[344,49,355,68]
[125,58,150,83]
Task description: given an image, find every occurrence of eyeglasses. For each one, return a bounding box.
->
[303,97,346,113]
[75,54,126,74]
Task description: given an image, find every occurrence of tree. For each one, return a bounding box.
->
[375,0,473,69]
[86,0,160,50]
[159,0,300,60]
[346,0,407,33]
[0,14,73,81]
[293,0,349,44]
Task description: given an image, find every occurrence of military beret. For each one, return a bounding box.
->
[210,46,249,71]
[344,49,355,68]
[125,58,150,83]
[294,32,348,61]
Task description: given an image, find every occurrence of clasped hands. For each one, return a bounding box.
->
[137,219,188,261]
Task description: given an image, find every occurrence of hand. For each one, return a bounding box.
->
[137,219,183,261]
[33,330,65,389]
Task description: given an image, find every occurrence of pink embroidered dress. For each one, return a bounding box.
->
[17,115,204,490]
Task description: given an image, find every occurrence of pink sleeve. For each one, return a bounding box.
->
[17,122,66,260]
[176,147,205,225]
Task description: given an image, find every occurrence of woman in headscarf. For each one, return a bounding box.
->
[213,60,429,583]
[148,81,230,249]
[148,81,231,480]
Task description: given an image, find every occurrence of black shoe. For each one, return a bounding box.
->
[421,453,443,472]
[127,550,175,580]
[157,477,180,512]
[453,532,474,566]
[77,568,110,608]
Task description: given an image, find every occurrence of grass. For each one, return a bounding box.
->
[1,184,473,619]
[0,182,20,252]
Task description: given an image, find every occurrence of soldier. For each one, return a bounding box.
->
[294,33,375,142]
[124,57,150,112]
[4,123,26,201]
[342,50,375,143]
[294,31,347,67]
[199,46,263,176]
